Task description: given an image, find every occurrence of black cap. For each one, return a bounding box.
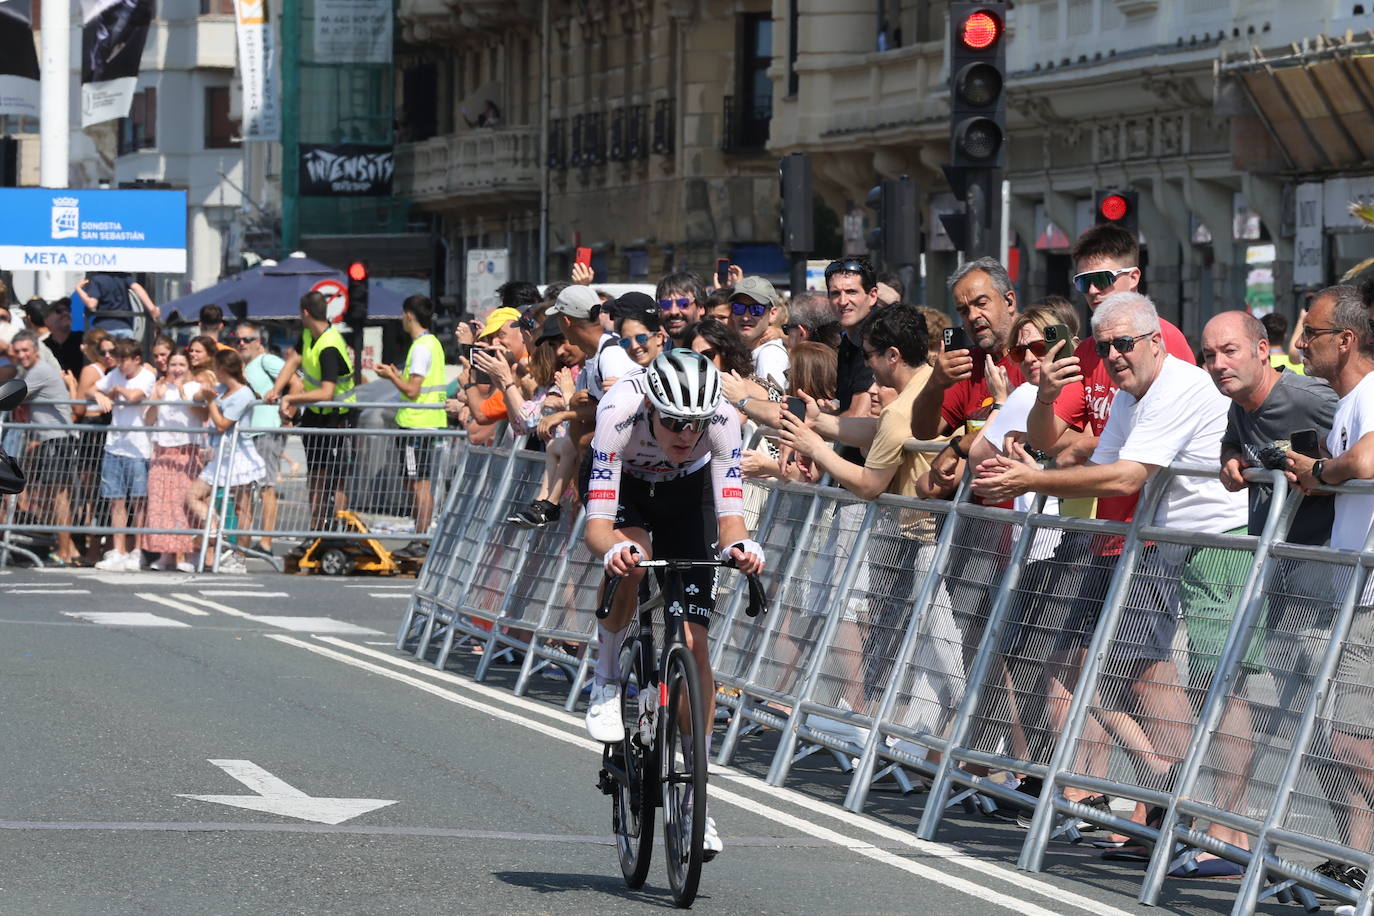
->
[610,291,657,320]
[535,315,564,344]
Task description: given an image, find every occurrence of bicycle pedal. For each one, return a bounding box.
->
[597,769,616,796]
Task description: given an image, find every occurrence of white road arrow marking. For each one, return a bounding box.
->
[178,759,397,825]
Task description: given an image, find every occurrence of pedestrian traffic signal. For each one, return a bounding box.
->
[345,261,369,326]
[779,153,814,254]
[866,177,920,267]
[949,3,1006,169]
[1094,189,1138,232]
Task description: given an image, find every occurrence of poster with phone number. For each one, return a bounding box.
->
[465,248,509,317]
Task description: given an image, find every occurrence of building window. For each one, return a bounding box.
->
[204,86,240,149]
[736,13,772,150]
[199,0,235,14]
[117,87,156,154]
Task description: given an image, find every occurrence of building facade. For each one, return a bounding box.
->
[394,0,788,302]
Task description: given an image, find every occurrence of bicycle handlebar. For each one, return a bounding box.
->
[596,556,769,620]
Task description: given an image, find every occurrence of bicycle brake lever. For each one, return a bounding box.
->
[596,576,622,619]
[744,573,768,618]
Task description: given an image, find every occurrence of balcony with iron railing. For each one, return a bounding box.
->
[393,126,541,205]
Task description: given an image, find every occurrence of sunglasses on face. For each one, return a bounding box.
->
[1009,340,1049,361]
[1072,267,1135,293]
[656,411,711,433]
[235,335,258,345]
[731,302,768,318]
[617,333,654,349]
[516,316,538,332]
[1300,325,1344,341]
[99,347,116,357]
[658,297,692,311]
[781,323,801,334]
[696,347,718,361]
[1094,332,1153,359]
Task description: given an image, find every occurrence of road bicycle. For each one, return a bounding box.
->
[595,555,767,908]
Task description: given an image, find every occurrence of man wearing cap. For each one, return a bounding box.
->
[729,276,789,390]
[457,306,531,438]
[548,286,637,401]
[376,295,449,559]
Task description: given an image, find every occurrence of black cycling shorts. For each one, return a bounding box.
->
[580,463,720,629]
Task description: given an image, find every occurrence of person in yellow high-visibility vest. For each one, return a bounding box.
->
[375,295,447,559]
[266,291,356,541]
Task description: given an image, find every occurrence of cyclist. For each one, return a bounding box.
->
[583,348,765,858]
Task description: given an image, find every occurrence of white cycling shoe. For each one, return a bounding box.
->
[702,815,723,861]
[585,682,625,743]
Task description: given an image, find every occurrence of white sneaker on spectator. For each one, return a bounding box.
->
[152,554,176,571]
[585,682,624,743]
[121,550,143,571]
[176,562,197,573]
[218,555,248,574]
[94,551,129,571]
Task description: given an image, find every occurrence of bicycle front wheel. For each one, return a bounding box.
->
[614,640,654,888]
[660,644,707,908]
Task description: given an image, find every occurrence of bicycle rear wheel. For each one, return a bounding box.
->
[660,644,707,908]
[614,640,654,888]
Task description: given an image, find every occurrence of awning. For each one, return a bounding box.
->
[1223,36,1374,171]
[159,254,409,322]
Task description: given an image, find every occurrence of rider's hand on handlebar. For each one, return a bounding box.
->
[720,539,765,576]
[602,540,641,576]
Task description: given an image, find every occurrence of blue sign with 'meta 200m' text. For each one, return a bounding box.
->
[0,188,187,274]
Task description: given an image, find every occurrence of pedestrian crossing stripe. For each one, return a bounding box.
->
[62,611,190,628]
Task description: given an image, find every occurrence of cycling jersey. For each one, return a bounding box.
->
[586,369,745,523]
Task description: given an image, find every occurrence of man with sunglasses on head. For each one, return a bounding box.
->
[655,271,707,346]
[235,321,296,553]
[583,347,765,860]
[728,276,789,389]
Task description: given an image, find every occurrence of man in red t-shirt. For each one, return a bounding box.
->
[911,256,1024,441]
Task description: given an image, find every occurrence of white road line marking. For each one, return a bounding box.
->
[135,593,210,616]
[366,593,411,600]
[173,594,256,618]
[251,616,383,635]
[178,759,397,825]
[345,584,413,589]
[7,588,90,594]
[63,611,190,628]
[199,590,289,598]
[283,635,1131,916]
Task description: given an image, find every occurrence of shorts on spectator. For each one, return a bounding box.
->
[1180,529,1264,681]
[105,327,137,340]
[1332,609,1374,740]
[1059,543,1181,666]
[100,452,149,500]
[298,411,353,478]
[29,437,75,489]
[252,434,284,488]
[400,434,435,480]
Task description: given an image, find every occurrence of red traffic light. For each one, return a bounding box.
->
[347,261,368,282]
[960,10,1001,50]
[1099,194,1129,222]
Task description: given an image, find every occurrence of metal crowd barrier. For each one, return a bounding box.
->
[0,399,460,573]
[402,438,1374,914]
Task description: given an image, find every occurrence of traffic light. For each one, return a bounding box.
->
[866,177,920,267]
[949,4,1006,170]
[779,153,814,254]
[345,260,369,326]
[1093,189,1138,233]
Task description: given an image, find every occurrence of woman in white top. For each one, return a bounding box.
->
[143,351,207,570]
[185,349,264,546]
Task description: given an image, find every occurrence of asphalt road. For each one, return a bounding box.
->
[0,565,1302,915]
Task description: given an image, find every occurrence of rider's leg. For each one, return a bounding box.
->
[593,526,651,686]
[682,620,716,743]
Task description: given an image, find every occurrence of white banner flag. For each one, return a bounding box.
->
[0,0,40,118]
[234,0,279,141]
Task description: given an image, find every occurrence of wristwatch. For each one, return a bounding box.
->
[1312,459,1329,485]
[736,396,750,410]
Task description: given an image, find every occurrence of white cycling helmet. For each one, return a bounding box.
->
[644,348,721,422]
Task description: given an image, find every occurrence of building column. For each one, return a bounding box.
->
[1135,180,1190,330]
[1243,172,1293,314]
[1185,176,1242,334]
[1007,193,1041,302]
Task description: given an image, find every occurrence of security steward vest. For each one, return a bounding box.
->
[395,332,447,429]
[300,325,355,414]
